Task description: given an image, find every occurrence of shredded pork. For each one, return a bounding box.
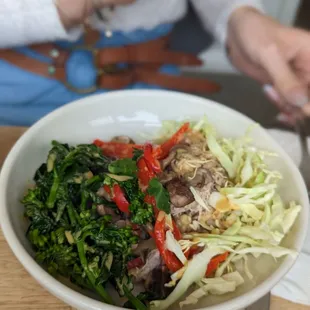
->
[160,134,231,233]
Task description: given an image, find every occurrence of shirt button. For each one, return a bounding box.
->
[105,30,113,38]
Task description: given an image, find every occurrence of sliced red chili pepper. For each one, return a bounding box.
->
[205,252,229,277]
[127,257,145,270]
[184,245,198,259]
[137,158,155,192]
[144,194,156,206]
[172,221,182,240]
[153,123,190,160]
[113,184,130,213]
[103,184,130,213]
[94,139,143,158]
[137,155,160,218]
[144,143,162,173]
[103,185,112,196]
[154,213,183,272]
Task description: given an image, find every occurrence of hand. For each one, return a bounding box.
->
[56,0,134,29]
[227,7,310,123]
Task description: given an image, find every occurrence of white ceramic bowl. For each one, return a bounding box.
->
[0,90,308,310]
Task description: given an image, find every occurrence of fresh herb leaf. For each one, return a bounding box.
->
[108,158,137,176]
[147,178,170,214]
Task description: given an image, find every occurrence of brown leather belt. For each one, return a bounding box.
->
[0,31,220,94]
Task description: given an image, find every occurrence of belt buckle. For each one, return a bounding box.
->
[63,45,100,94]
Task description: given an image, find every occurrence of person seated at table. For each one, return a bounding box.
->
[0,0,310,126]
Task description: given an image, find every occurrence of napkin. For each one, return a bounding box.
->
[267,129,310,306]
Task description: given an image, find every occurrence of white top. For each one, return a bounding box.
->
[0,0,264,48]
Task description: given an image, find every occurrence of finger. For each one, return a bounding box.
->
[263,83,310,117]
[263,84,280,102]
[227,45,271,84]
[259,44,309,109]
[263,84,290,113]
[302,102,310,116]
[295,68,310,85]
[276,113,296,127]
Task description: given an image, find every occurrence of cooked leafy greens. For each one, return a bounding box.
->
[23,141,146,307]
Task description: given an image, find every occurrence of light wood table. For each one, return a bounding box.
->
[0,126,308,310]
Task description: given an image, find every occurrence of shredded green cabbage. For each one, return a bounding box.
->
[150,248,224,310]
[150,116,302,308]
[179,271,244,308]
[166,230,187,265]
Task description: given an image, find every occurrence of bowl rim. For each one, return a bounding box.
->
[0,89,308,310]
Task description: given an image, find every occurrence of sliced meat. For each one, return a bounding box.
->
[158,171,177,185]
[97,186,112,201]
[188,168,214,188]
[202,161,218,170]
[134,249,161,282]
[96,204,106,216]
[171,200,199,216]
[198,182,215,202]
[96,204,117,217]
[161,144,190,170]
[96,205,120,222]
[161,151,177,170]
[166,179,194,208]
[133,238,156,257]
[145,265,173,300]
[115,219,130,228]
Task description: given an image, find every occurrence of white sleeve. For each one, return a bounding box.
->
[0,0,83,48]
[191,0,265,45]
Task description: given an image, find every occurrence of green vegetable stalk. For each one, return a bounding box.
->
[123,286,148,310]
[76,234,114,305]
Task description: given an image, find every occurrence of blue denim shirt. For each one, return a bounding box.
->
[0,24,176,126]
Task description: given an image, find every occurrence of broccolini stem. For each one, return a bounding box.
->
[85,175,101,186]
[76,239,114,305]
[67,203,77,227]
[55,201,66,222]
[80,191,87,212]
[73,207,81,225]
[123,286,147,310]
[47,170,60,209]
[81,176,102,211]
